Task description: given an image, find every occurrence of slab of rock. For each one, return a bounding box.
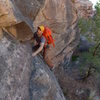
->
[0,32,32,100]
[74,0,94,18]
[0,32,66,100]
[30,56,66,100]
[78,36,95,52]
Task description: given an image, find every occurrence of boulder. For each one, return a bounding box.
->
[79,36,95,52]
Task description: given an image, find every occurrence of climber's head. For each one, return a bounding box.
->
[37,26,44,37]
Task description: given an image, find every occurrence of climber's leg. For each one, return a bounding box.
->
[43,45,54,69]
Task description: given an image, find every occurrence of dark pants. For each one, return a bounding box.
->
[32,45,40,52]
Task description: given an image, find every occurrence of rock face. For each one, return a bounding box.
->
[0,0,79,67]
[78,36,94,52]
[0,33,32,100]
[0,0,94,99]
[74,0,94,18]
[34,0,79,67]
[0,32,66,100]
[30,56,66,100]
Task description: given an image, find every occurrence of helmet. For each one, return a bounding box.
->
[38,26,44,32]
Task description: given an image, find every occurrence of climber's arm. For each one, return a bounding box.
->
[32,43,44,57]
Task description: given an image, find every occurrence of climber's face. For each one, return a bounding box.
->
[37,28,43,37]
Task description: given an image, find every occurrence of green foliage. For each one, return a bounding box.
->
[63,91,68,97]
[78,47,100,75]
[95,0,100,15]
[78,0,100,56]
[76,1,100,80]
[72,55,79,61]
[78,18,93,34]
[78,0,100,43]
[80,52,100,68]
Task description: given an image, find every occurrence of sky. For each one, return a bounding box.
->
[90,0,98,8]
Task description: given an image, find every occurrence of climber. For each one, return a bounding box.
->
[31,25,55,69]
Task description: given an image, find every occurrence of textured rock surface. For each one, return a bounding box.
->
[0,32,66,100]
[0,0,21,27]
[0,29,3,39]
[0,0,94,99]
[0,33,31,100]
[0,0,94,67]
[0,0,79,67]
[74,0,94,18]
[78,36,94,52]
[0,0,42,41]
[30,56,66,100]
[33,0,79,67]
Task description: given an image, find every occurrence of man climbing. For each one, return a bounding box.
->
[31,25,55,69]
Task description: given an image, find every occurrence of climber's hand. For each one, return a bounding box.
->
[32,52,37,57]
